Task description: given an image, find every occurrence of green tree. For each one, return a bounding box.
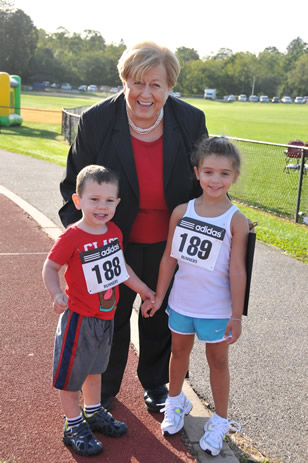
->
[284,37,308,71]
[0,5,38,78]
[255,49,285,96]
[287,54,308,95]
[176,46,199,65]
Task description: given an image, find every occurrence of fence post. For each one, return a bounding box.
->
[295,149,306,223]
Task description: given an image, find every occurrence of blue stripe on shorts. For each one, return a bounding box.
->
[167,306,230,343]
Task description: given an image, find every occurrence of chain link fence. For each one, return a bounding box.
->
[62,108,308,224]
[62,105,89,145]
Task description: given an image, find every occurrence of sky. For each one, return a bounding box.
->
[14,0,308,58]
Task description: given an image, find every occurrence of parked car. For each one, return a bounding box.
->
[281,96,292,103]
[87,84,97,92]
[78,84,87,92]
[61,83,72,90]
[260,95,269,103]
[294,96,304,104]
[109,87,119,93]
[238,94,247,102]
[249,95,258,102]
[227,94,236,102]
[272,96,280,103]
[303,96,308,103]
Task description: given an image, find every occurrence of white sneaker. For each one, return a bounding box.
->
[199,413,241,456]
[160,393,193,435]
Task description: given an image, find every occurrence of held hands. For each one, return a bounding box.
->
[224,318,242,345]
[53,292,68,314]
[141,297,162,318]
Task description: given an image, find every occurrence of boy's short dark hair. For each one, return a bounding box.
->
[76,165,119,196]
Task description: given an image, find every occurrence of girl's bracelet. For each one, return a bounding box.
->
[230,317,242,322]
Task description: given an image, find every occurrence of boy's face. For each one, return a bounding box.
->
[73,180,120,229]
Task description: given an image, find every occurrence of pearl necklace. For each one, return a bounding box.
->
[126,106,164,135]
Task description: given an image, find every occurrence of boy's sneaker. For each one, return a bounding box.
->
[199,413,241,457]
[83,407,128,437]
[161,393,193,435]
[63,420,103,456]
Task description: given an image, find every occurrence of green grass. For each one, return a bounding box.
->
[21,91,106,110]
[1,92,307,263]
[188,99,308,144]
[236,203,308,264]
[0,122,68,165]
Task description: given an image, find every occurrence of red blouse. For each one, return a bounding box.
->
[129,135,171,243]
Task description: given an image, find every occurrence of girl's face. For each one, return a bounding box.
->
[123,64,170,128]
[194,154,239,199]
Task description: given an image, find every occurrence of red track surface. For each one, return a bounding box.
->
[0,194,195,463]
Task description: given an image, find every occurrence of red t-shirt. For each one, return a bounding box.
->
[48,222,123,320]
[129,135,171,243]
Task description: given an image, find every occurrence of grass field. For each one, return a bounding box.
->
[189,99,308,144]
[0,92,307,263]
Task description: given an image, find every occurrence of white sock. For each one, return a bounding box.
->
[84,402,101,416]
[168,391,184,403]
[66,414,83,428]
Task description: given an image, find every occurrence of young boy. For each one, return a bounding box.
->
[43,165,155,457]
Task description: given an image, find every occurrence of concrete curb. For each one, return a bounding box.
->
[1,185,239,463]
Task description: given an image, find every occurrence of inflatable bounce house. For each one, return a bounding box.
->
[0,72,23,126]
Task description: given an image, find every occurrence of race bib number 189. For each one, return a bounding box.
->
[171,217,226,271]
[80,239,129,294]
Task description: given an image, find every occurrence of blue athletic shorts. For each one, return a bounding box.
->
[167,306,230,343]
[53,309,114,391]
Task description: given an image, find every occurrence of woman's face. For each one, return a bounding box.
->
[123,64,170,127]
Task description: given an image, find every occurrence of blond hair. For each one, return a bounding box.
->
[117,41,180,89]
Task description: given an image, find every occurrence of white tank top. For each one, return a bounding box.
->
[168,199,239,319]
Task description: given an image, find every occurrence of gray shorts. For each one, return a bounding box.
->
[52,309,114,391]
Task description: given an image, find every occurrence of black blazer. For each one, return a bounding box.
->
[59,93,208,246]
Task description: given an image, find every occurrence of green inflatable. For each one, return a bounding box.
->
[0,72,23,126]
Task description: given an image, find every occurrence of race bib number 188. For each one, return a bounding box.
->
[171,217,226,271]
[80,239,129,294]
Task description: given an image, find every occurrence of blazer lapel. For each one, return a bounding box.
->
[163,101,180,188]
[112,99,139,199]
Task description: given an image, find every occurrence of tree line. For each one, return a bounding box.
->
[1,0,307,97]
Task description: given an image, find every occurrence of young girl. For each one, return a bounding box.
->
[141,136,249,457]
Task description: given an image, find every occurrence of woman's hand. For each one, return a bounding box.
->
[224,318,242,345]
[53,293,68,314]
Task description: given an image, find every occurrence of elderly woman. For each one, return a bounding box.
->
[59,41,208,412]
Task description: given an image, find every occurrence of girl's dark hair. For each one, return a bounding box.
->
[76,165,119,196]
[191,136,241,173]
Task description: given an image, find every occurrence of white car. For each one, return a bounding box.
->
[227,94,236,102]
[281,96,292,103]
[238,94,247,102]
[294,96,304,104]
[260,95,269,103]
[87,85,97,92]
[61,83,72,90]
[249,95,258,102]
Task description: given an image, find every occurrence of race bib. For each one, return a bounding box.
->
[171,217,226,271]
[80,239,129,294]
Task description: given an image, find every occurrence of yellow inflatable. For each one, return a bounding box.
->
[0,72,23,126]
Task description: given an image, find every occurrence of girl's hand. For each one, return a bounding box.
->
[141,299,161,318]
[53,293,68,314]
[225,318,242,344]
